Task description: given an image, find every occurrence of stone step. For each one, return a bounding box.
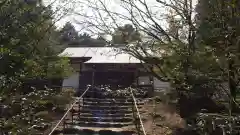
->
[77,113,133,118]
[80,89,147,94]
[83,90,131,94]
[79,108,133,114]
[82,93,147,98]
[83,101,144,106]
[81,105,131,110]
[83,94,146,99]
[77,116,133,123]
[83,95,132,99]
[65,116,133,123]
[83,98,133,102]
[54,128,135,135]
[83,98,143,103]
[66,121,132,128]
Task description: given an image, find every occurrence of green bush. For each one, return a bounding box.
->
[35,111,53,121]
[0,87,75,134]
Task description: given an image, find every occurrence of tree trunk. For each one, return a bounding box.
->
[228,58,237,114]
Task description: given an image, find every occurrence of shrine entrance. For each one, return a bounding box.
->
[79,63,138,90]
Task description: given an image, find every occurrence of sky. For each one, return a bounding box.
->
[43,0,198,35]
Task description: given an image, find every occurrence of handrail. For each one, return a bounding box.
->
[48,86,91,135]
[129,87,147,135]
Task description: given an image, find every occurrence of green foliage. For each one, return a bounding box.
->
[0,1,73,93]
[59,22,107,47]
[59,22,80,46]
[0,87,75,134]
[182,1,240,134]
[46,57,74,79]
[112,24,141,45]
[0,1,75,134]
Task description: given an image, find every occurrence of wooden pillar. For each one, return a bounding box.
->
[91,65,96,98]
[92,64,95,87]
[149,66,154,97]
[150,75,154,97]
[78,62,83,90]
[92,71,95,87]
[135,70,139,88]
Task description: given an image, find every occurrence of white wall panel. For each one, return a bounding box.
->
[153,77,170,91]
[62,73,79,89]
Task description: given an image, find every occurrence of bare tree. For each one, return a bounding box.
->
[72,0,197,82]
[65,0,240,134]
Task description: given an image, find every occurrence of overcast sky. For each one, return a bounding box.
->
[43,0,198,34]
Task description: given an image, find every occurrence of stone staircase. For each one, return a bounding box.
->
[52,87,145,135]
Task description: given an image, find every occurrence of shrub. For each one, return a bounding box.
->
[0,87,75,134]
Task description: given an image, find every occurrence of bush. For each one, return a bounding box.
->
[0,87,75,134]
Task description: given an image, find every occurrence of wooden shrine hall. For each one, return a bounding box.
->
[60,47,170,92]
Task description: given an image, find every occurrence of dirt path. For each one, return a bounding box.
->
[140,99,186,135]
